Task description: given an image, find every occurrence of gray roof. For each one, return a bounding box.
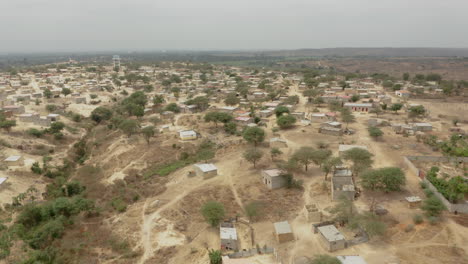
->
[274,221,292,235]
[317,225,345,242]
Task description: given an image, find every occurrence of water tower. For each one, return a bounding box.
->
[112,55,121,69]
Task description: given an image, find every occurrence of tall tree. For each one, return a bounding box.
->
[292,147,316,171]
[342,148,373,178]
[141,126,155,145]
[242,127,265,147]
[341,108,355,128]
[201,201,225,227]
[361,167,406,193]
[243,148,263,168]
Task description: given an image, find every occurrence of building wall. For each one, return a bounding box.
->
[262,173,286,189]
[221,238,238,251]
[277,232,294,243]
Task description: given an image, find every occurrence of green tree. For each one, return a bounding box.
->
[310,255,341,264]
[342,148,373,178]
[351,94,360,102]
[292,147,316,171]
[341,108,355,128]
[204,112,233,128]
[43,89,53,99]
[243,148,263,168]
[270,147,283,160]
[421,196,446,217]
[224,93,240,106]
[153,95,165,107]
[0,119,16,133]
[118,119,139,137]
[368,127,383,139]
[186,96,210,111]
[349,212,387,238]
[46,104,57,112]
[274,106,290,117]
[330,195,355,223]
[310,149,332,168]
[91,107,113,123]
[49,122,65,133]
[242,127,265,147]
[390,103,403,114]
[141,126,155,145]
[361,167,406,192]
[224,122,237,135]
[303,89,320,103]
[322,156,342,181]
[164,103,180,113]
[403,73,410,81]
[408,105,426,118]
[201,201,225,227]
[61,88,71,96]
[277,115,296,129]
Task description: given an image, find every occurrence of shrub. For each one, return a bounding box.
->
[413,214,424,224]
[420,181,428,189]
[31,162,43,175]
[111,198,127,213]
[27,128,44,138]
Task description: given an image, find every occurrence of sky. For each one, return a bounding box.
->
[1,0,467,52]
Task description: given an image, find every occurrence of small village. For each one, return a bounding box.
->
[0,55,467,264]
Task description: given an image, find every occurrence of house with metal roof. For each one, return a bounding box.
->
[193,163,217,179]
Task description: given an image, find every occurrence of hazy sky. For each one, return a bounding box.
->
[1,0,467,52]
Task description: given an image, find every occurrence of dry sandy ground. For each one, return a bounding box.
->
[97,83,468,264]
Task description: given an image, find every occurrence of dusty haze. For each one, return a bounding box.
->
[1,0,468,52]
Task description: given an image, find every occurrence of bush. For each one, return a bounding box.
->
[111,198,127,213]
[27,128,44,138]
[413,214,424,224]
[424,189,434,197]
[420,181,428,189]
[421,196,446,217]
[31,162,43,175]
[428,216,440,225]
[277,115,296,129]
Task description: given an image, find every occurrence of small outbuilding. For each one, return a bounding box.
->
[220,225,238,251]
[317,225,346,252]
[179,130,197,140]
[193,163,218,179]
[261,169,286,189]
[4,155,24,166]
[274,221,294,243]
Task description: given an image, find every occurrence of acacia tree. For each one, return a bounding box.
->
[341,108,355,128]
[390,103,403,114]
[201,201,225,227]
[118,119,139,137]
[204,112,233,128]
[342,148,373,179]
[242,127,265,147]
[243,148,263,168]
[322,156,342,181]
[224,93,240,106]
[361,167,406,193]
[311,149,332,168]
[141,126,155,145]
[274,106,290,117]
[292,147,316,171]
